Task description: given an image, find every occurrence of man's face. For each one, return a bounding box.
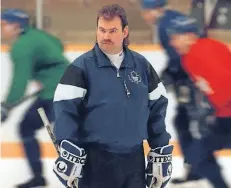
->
[96,16,128,54]
[1,20,18,40]
[170,33,194,55]
[142,9,159,24]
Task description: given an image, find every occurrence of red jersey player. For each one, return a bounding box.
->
[168,16,231,188]
[169,18,231,118]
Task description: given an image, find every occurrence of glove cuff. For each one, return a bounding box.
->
[59,140,87,165]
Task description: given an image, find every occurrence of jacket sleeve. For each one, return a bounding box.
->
[6,47,33,105]
[53,60,87,145]
[146,61,171,149]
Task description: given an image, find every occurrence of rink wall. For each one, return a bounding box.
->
[1,44,231,158]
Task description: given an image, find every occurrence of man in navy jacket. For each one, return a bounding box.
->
[52,4,173,188]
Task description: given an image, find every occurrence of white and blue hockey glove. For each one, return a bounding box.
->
[53,140,87,188]
[146,145,173,188]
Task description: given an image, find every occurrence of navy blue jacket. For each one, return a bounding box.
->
[53,43,171,153]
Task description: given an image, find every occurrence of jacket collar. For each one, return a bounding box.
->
[93,43,135,68]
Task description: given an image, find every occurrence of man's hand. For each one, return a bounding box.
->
[53,140,87,188]
[146,145,173,188]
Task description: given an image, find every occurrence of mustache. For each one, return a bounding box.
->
[102,40,113,44]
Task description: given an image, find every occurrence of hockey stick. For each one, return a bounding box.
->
[1,90,42,123]
[7,89,42,110]
[37,107,79,188]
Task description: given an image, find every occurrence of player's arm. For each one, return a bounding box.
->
[145,59,173,188]
[53,59,87,187]
[53,60,87,145]
[146,63,171,148]
[1,47,34,122]
[5,47,33,105]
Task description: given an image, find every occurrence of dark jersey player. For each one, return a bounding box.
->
[168,15,231,188]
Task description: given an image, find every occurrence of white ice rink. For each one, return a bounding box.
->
[1,157,231,188]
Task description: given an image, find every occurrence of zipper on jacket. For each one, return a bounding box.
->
[123,80,131,98]
[116,69,121,78]
[109,61,121,78]
[111,65,130,98]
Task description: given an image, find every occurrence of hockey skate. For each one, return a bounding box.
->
[16,176,46,188]
[170,164,210,188]
[171,169,203,183]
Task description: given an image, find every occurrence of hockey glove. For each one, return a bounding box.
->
[1,103,11,122]
[53,140,87,188]
[146,145,173,188]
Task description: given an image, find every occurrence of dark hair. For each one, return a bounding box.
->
[97,4,129,46]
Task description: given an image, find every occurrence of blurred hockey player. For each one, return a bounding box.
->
[1,9,69,188]
[168,15,231,188]
[140,0,207,185]
[52,4,173,188]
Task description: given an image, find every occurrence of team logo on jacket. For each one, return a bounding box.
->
[128,71,141,84]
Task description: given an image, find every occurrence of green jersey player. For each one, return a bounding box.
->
[1,9,69,188]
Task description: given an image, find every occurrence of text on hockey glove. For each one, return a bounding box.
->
[53,140,87,188]
[146,145,173,188]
